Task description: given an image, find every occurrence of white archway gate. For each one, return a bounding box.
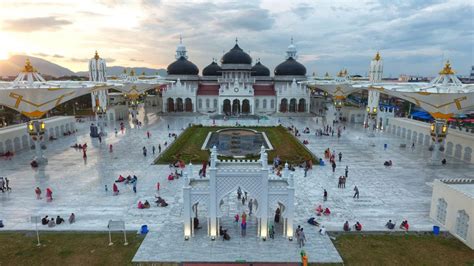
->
[183,146,294,241]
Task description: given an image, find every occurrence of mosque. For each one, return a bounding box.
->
[162,39,311,115]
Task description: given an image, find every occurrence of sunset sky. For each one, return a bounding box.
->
[0,0,472,76]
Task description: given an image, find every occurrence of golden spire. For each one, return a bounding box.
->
[337,70,343,77]
[123,68,127,74]
[94,50,100,60]
[439,60,455,75]
[343,69,348,76]
[142,71,146,76]
[374,51,381,61]
[325,72,329,77]
[130,69,135,76]
[22,58,35,73]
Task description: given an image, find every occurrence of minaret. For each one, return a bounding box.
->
[89,51,107,82]
[88,51,108,136]
[366,52,383,131]
[369,52,383,83]
[286,37,297,59]
[176,35,187,59]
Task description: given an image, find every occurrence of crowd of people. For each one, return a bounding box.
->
[41,213,75,227]
[0,177,11,192]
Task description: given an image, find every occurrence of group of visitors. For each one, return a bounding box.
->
[342,221,363,231]
[0,177,11,192]
[315,205,331,216]
[114,174,138,193]
[0,151,14,160]
[35,187,53,202]
[338,176,347,188]
[41,213,75,227]
[137,200,151,209]
[155,196,169,207]
[295,225,307,248]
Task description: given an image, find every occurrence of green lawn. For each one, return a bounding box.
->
[155,125,317,164]
[331,234,474,266]
[0,232,144,266]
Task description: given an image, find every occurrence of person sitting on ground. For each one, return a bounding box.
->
[113,183,119,196]
[354,221,362,231]
[115,175,125,183]
[155,196,168,207]
[167,173,174,181]
[441,158,447,165]
[56,215,65,225]
[319,225,327,235]
[41,215,49,225]
[343,221,351,232]
[223,230,231,240]
[386,219,395,230]
[323,207,331,215]
[48,218,56,227]
[316,204,324,213]
[0,220,4,228]
[384,160,393,166]
[31,160,38,168]
[143,200,150,209]
[219,225,224,236]
[400,220,409,231]
[307,217,320,226]
[68,213,75,224]
[138,201,144,209]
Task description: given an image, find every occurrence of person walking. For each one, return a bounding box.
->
[248,199,253,216]
[158,144,161,153]
[5,177,11,191]
[345,166,349,178]
[297,228,306,248]
[143,146,147,157]
[35,187,42,199]
[323,189,328,201]
[269,225,275,239]
[115,128,118,136]
[152,146,156,155]
[46,187,53,202]
[332,161,336,173]
[241,221,247,236]
[98,135,102,143]
[338,152,342,162]
[237,187,242,200]
[353,185,359,199]
[147,131,151,139]
[133,182,137,193]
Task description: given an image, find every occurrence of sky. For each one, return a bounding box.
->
[0,0,472,77]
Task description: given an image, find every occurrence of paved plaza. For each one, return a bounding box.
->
[1,107,473,262]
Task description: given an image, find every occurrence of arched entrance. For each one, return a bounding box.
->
[232,99,240,115]
[223,99,231,115]
[185,98,193,112]
[176,98,184,112]
[242,99,250,114]
[167,98,175,112]
[289,98,297,112]
[280,99,288,112]
[298,98,305,112]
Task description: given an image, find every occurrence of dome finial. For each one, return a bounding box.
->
[179,34,182,44]
[94,50,100,60]
[374,51,381,61]
[235,37,238,44]
[439,60,455,75]
[291,36,293,45]
[22,58,35,73]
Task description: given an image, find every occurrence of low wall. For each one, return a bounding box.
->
[0,116,76,154]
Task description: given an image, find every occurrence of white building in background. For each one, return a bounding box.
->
[430,179,474,249]
[88,51,108,112]
[162,38,311,115]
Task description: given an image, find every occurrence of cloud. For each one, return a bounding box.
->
[53,54,64,58]
[292,3,315,20]
[33,52,65,59]
[130,58,144,62]
[70,57,89,63]
[2,16,72,32]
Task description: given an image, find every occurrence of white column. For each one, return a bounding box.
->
[259,146,269,239]
[183,184,192,238]
[286,185,295,239]
[209,146,218,238]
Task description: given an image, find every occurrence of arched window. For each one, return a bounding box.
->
[198,99,202,108]
[206,98,210,108]
[455,210,469,240]
[213,99,218,109]
[255,99,259,109]
[436,198,447,225]
[263,99,267,109]
[270,99,275,109]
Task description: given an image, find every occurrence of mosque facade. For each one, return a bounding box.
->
[162,39,311,115]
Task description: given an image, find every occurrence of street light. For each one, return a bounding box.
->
[28,120,47,164]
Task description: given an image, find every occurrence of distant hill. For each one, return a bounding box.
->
[0,55,75,77]
[0,55,168,78]
[76,66,167,77]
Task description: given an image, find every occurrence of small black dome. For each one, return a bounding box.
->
[167,56,199,75]
[274,57,306,76]
[202,61,222,76]
[221,44,252,65]
[251,61,270,76]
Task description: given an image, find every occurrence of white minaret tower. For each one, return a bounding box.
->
[365,52,383,132]
[176,35,187,59]
[286,37,297,59]
[88,51,108,136]
[369,51,383,83]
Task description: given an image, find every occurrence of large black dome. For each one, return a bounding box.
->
[167,56,199,75]
[221,44,252,65]
[202,61,222,76]
[251,61,270,76]
[274,57,306,76]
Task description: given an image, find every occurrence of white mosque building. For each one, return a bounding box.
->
[162,39,311,115]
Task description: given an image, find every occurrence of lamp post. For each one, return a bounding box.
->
[429,119,448,165]
[28,120,47,164]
